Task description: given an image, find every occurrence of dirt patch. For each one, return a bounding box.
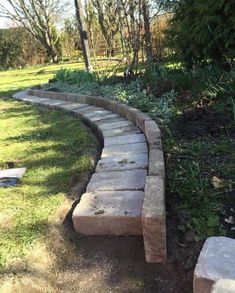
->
[174,107,232,139]
[0,196,198,293]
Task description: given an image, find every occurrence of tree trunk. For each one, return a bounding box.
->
[74,0,93,71]
[142,0,153,64]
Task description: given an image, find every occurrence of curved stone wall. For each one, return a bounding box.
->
[13,89,166,263]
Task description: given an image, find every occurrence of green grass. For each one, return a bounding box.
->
[0,99,97,271]
[0,60,121,97]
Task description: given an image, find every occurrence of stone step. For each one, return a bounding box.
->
[101,142,148,158]
[96,153,148,172]
[102,125,141,137]
[86,169,147,192]
[72,191,144,235]
[104,133,146,147]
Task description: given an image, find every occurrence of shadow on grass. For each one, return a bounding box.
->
[0,88,27,98]
[1,102,100,195]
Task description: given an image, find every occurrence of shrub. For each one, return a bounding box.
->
[166,0,235,66]
[55,69,97,85]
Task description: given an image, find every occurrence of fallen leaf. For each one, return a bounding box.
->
[224,216,234,224]
[211,176,223,189]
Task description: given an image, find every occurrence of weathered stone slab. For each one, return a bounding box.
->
[101,142,148,158]
[83,109,111,119]
[145,120,162,149]
[72,105,96,116]
[136,112,152,132]
[194,237,235,293]
[89,113,119,122]
[37,99,69,108]
[67,93,86,103]
[148,148,165,177]
[21,96,52,104]
[72,191,144,235]
[86,169,147,192]
[96,153,148,172]
[13,90,29,99]
[104,133,146,147]
[102,125,141,137]
[98,120,133,131]
[95,116,127,126]
[56,102,88,111]
[0,168,26,187]
[212,279,235,293]
[142,176,166,263]
[0,168,26,179]
[75,106,102,114]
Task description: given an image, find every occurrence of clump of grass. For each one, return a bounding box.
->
[0,99,97,270]
[55,69,97,85]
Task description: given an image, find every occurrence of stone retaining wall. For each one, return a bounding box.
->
[27,89,166,263]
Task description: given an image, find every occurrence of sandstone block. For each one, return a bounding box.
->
[142,176,166,263]
[96,153,148,172]
[88,113,118,123]
[87,169,147,192]
[56,102,87,112]
[194,237,235,293]
[66,93,85,103]
[72,191,144,235]
[83,109,111,119]
[102,125,141,137]
[98,120,133,131]
[148,148,165,178]
[144,120,162,149]
[101,142,148,158]
[104,133,146,147]
[136,112,152,132]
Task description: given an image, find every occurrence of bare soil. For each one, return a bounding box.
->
[0,193,200,293]
[174,107,232,139]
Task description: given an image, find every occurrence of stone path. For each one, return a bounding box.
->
[13,91,148,235]
[13,89,166,263]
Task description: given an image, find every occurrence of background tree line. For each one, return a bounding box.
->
[0,0,234,69]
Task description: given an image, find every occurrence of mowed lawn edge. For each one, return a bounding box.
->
[0,98,98,271]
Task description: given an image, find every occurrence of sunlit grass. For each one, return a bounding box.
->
[0,99,97,271]
[0,60,121,97]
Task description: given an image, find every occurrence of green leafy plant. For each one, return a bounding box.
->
[55,69,97,85]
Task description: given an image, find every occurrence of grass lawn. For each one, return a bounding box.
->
[0,98,98,271]
[0,60,120,97]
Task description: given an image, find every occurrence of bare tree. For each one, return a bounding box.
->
[91,0,120,57]
[0,0,65,63]
[120,0,143,71]
[142,0,153,63]
[74,0,93,71]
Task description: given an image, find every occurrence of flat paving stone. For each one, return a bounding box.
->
[104,133,146,147]
[76,106,103,114]
[98,120,133,131]
[86,169,147,192]
[95,116,127,126]
[72,105,97,114]
[56,102,88,111]
[0,168,26,179]
[96,153,148,172]
[102,125,141,137]
[72,191,144,235]
[101,142,148,158]
[22,97,52,104]
[89,113,119,122]
[83,109,111,119]
[0,168,26,187]
[33,98,69,107]
[194,236,235,293]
